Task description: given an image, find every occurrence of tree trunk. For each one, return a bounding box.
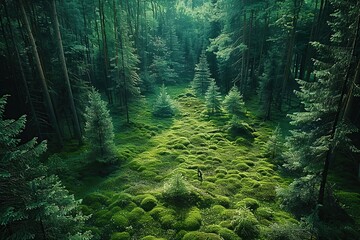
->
[119,14,130,124]
[4,1,42,139]
[19,0,63,146]
[99,0,112,104]
[51,0,82,145]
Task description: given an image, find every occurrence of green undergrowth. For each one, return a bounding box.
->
[52,85,352,239]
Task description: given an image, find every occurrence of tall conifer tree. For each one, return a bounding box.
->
[192,49,213,96]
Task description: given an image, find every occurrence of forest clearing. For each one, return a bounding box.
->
[1,0,360,239]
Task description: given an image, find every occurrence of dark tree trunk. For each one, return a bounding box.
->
[19,0,63,146]
[51,0,83,145]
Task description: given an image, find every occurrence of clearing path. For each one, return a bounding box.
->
[80,88,294,240]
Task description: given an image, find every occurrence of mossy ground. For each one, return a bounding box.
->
[53,84,360,239]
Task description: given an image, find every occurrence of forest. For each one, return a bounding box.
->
[1,0,360,239]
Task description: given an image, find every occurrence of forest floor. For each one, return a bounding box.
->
[53,84,360,240]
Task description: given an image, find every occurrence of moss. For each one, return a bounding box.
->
[256,207,274,220]
[244,160,255,167]
[182,207,202,231]
[141,236,166,240]
[140,196,158,211]
[236,198,260,211]
[150,206,177,229]
[211,205,226,215]
[176,155,188,163]
[142,170,158,178]
[215,167,227,175]
[182,231,222,240]
[215,195,231,208]
[111,211,130,231]
[94,209,112,226]
[110,232,131,240]
[231,208,260,240]
[236,163,250,171]
[215,173,226,179]
[203,225,241,240]
[83,192,109,207]
[128,207,146,222]
[256,166,274,176]
[109,192,135,208]
[215,178,242,194]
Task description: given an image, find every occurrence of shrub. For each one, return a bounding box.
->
[266,223,310,240]
[163,173,191,206]
[231,208,260,240]
[153,84,177,117]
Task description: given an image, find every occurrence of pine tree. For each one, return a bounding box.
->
[223,86,245,118]
[205,80,222,115]
[149,37,178,84]
[0,95,91,240]
[192,49,213,96]
[153,84,177,117]
[278,0,360,222]
[84,88,115,161]
[258,49,281,120]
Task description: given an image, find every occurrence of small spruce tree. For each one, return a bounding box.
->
[223,86,245,117]
[192,49,213,96]
[0,95,91,240]
[205,80,222,114]
[84,88,115,160]
[153,84,177,117]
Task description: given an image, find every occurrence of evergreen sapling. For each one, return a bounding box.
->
[205,80,222,115]
[153,84,177,117]
[84,88,115,161]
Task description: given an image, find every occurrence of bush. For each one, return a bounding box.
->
[153,84,177,117]
[163,173,191,206]
[266,223,309,240]
[231,208,260,240]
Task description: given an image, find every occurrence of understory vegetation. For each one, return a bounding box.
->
[50,85,359,239]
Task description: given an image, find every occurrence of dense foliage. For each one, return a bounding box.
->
[1,0,359,239]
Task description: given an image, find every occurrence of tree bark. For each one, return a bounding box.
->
[19,0,63,146]
[51,0,82,145]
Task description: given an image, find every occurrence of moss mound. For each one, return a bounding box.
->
[181,207,202,230]
[141,195,158,211]
[203,225,241,240]
[182,231,222,240]
[110,232,131,240]
[236,198,260,211]
[231,208,260,240]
